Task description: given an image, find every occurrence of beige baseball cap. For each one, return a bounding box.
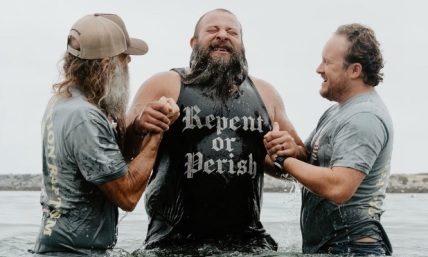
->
[67,13,148,59]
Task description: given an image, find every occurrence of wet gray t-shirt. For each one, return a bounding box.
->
[33,90,127,254]
[302,92,394,253]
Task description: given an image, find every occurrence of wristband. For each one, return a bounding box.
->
[132,115,149,138]
[274,156,288,176]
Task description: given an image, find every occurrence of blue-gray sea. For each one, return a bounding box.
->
[1,189,426,257]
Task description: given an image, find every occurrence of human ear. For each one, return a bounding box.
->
[190,37,196,49]
[349,63,362,79]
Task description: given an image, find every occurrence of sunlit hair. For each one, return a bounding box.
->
[192,8,243,42]
[53,36,116,110]
[336,23,384,86]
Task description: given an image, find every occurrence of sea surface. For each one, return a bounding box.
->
[0,189,427,257]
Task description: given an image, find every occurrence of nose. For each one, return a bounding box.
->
[316,63,324,74]
[216,29,229,41]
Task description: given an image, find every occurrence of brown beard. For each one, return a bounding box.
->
[181,40,248,101]
[320,71,349,102]
[100,57,130,147]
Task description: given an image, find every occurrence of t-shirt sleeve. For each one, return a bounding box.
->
[67,112,128,185]
[331,112,388,174]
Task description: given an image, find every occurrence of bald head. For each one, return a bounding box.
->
[192,9,243,41]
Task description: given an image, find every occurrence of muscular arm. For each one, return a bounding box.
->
[98,133,163,212]
[270,96,307,161]
[266,113,385,204]
[283,158,366,204]
[251,76,307,177]
[123,71,181,161]
[264,121,365,203]
[100,71,181,212]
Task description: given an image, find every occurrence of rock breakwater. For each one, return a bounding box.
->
[1,173,427,193]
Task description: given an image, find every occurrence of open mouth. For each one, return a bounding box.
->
[213,48,228,52]
[210,43,233,53]
[321,76,327,83]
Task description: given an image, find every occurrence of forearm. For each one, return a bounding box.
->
[123,117,145,162]
[283,158,355,204]
[264,155,281,178]
[295,145,308,162]
[264,142,308,179]
[100,133,162,211]
[285,158,326,192]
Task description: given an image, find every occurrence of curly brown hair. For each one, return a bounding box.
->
[53,37,115,108]
[336,23,384,86]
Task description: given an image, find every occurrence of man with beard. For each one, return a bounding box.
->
[33,13,179,255]
[264,24,394,255]
[126,9,307,252]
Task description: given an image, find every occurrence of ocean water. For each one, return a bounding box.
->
[0,189,427,257]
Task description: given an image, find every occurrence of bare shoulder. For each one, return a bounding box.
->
[148,70,181,84]
[249,75,281,97]
[136,70,182,101]
[249,75,284,119]
[249,77,304,149]
[128,70,182,119]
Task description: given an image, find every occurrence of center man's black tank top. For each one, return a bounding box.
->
[143,68,277,250]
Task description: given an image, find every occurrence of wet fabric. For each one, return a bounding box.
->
[33,89,128,254]
[302,92,394,255]
[143,68,277,250]
[319,241,386,255]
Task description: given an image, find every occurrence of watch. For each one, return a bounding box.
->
[274,156,288,176]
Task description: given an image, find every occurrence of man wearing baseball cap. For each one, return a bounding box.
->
[32,13,179,254]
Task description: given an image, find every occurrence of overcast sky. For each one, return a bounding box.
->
[1,0,426,175]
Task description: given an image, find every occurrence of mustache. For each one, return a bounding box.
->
[180,40,248,101]
[209,41,234,52]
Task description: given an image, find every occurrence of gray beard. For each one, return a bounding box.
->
[101,58,130,136]
[181,41,248,101]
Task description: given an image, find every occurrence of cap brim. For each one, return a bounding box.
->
[124,38,148,55]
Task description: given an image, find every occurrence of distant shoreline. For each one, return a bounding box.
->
[1,173,427,193]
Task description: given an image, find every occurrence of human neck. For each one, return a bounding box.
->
[337,82,374,104]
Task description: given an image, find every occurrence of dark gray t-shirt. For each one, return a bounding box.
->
[302,92,394,253]
[33,90,128,254]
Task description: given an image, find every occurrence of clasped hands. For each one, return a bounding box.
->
[133,96,180,135]
[263,122,299,163]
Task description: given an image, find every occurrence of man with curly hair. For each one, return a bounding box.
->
[264,23,394,255]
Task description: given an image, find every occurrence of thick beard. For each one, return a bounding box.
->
[320,73,349,102]
[101,58,130,142]
[181,40,248,101]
